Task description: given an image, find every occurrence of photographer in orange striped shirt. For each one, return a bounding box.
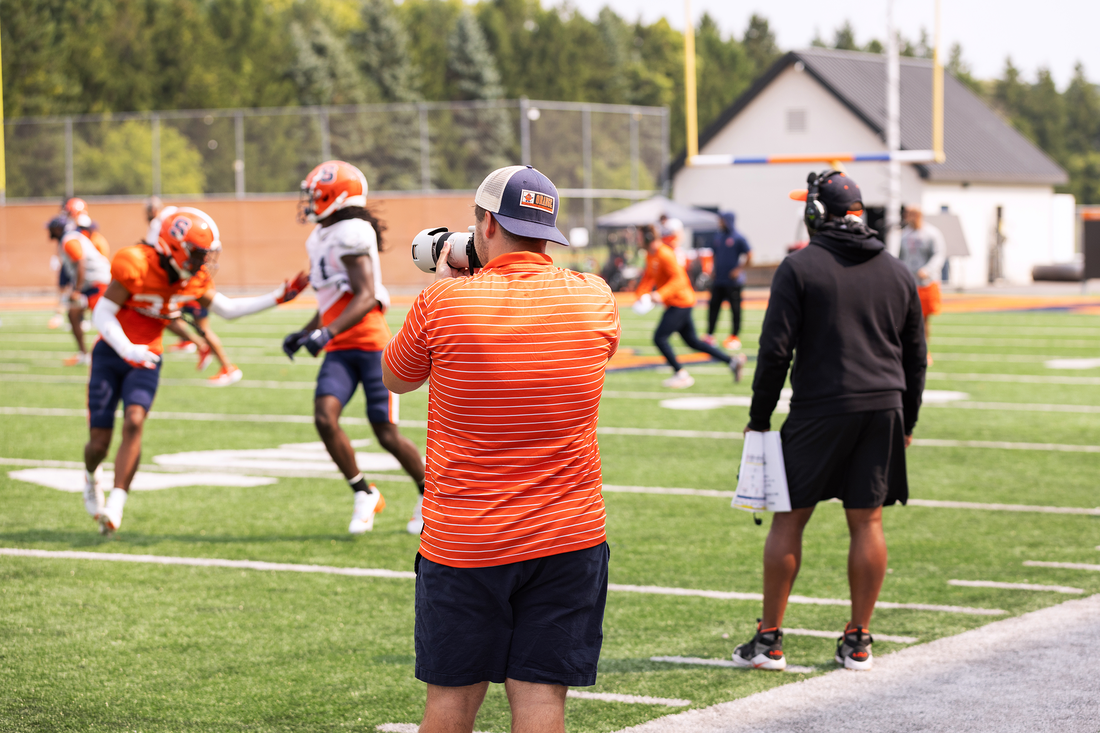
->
[384,166,620,733]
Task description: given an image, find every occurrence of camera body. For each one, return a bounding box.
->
[411,226,480,274]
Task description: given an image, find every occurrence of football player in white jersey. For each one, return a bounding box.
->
[60,207,113,366]
[283,161,426,535]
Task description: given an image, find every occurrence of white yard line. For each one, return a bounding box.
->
[926,371,1100,385]
[1023,561,1100,572]
[908,499,1100,516]
[607,583,1005,615]
[566,691,690,707]
[649,656,815,674]
[783,628,918,644]
[0,548,1005,616]
[0,548,417,579]
[947,579,1083,594]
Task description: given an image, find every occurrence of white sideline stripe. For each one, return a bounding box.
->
[0,549,1005,616]
[649,656,815,674]
[947,579,1083,594]
[0,373,319,390]
[926,371,1100,386]
[0,548,417,579]
[380,726,490,733]
[928,400,1100,414]
[907,499,1100,516]
[784,628,919,644]
[1023,561,1100,572]
[0,406,429,430]
[566,691,691,707]
[606,583,1005,615]
[1046,358,1100,370]
[4,406,1100,455]
[604,486,1100,517]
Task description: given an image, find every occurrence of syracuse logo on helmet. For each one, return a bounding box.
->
[157,207,221,280]
[299,160,368,223]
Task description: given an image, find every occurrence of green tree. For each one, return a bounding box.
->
[695,13,752,137]
[288,18,368,106]
[947,43,983,95]
[74,119,206,195]
[743,14,780,78]
[350,0,422,103]
[833,21,858,51]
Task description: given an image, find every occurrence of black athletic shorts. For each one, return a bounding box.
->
[780,408,908,509]
[414,542,609,687]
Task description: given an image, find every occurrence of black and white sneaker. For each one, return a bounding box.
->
[731,620,787,670]
[835,626,874,670]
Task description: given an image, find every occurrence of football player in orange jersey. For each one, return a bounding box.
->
[144,197,241,385]
[84,207,309,534]
[283,161,426,535]
[59,209,112,366]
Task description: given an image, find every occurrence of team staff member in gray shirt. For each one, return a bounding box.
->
[898,207,946,361]
[732,171,927,673]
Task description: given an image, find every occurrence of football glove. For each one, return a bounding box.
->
[303,327,332,357]
[283,330,309,361]
[119,344,161,370]
[275,271,310,304]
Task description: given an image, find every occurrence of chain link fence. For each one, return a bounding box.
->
[4,99,669,232]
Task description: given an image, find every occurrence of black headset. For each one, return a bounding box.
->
[803,169,839,232]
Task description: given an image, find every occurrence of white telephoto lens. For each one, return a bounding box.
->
[411,227,447,273]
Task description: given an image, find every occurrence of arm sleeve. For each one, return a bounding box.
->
[900,282,928,434]
[748,261,802,431]
[383,286,433,383]
[93,298,137,357]
[208,290,279,320]
[925,226,947,281]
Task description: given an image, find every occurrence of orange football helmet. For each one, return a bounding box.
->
[299,160,368,223]
[64,197,92,227]
[157,207,221,280]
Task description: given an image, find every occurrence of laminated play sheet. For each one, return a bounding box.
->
[733,431,791,513]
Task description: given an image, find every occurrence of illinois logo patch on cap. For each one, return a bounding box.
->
[519,189,555,215]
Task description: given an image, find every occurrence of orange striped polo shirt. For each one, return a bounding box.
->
[384,251,621,568]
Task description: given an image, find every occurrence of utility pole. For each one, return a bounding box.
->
[885,0,901,257]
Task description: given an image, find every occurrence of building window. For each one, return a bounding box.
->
[786,109,807,133]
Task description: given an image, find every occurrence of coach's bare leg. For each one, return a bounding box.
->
[505,679,567,733]
[845,506,888,629]
[761,506,816,629]
[196,316,231,370]
[421,682,489,733]
[85,428,113,473]
[371,422,425,485]
[315,396,359,479]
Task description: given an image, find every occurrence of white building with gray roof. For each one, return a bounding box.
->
[671,47,1074,287]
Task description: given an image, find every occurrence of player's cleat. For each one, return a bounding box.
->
[47,313,64,329]
[168,340,197,354]
[349,486,386,534]
[836,625,874,670]
[406,495,424,535]
[209,365,243,386]
[732,621,787,671]
[723,335,742,350]
[702,334,717,346]
[196,343,214,371]
[82,467,104,518]
[97,490,127,536]
[730,352,748,383]
[64,352,91,367]
[662,369,695,389]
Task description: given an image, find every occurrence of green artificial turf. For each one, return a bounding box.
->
[1,305,1099,732]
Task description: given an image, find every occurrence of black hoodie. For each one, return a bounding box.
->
[748,218,927,433]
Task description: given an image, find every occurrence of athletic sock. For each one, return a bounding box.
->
[348,473,373,494]
[416,480,425,495]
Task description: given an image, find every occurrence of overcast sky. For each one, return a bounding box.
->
[589,0,1099,88]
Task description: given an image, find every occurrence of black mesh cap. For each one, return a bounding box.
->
[818,172,863,216]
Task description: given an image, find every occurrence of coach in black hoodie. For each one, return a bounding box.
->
[731,171,926,673]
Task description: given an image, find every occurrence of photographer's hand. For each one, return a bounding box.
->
[434,243,470,281]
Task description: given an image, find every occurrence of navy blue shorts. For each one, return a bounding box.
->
[414,542,609,687]
[315,349,396,424]
[59,266,71,288]
[182,303,208,320]
[87,339,162,429]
